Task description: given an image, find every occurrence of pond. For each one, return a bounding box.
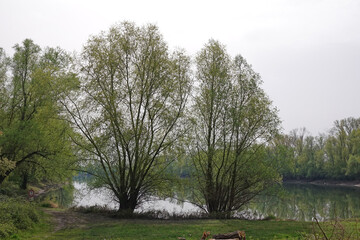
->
[47,181,360,221]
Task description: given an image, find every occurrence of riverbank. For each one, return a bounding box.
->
[12,207,313,240]
[284,179,360,188]
[9,207,360,240]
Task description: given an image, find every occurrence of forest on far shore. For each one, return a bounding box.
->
[171,117,360,182]
[268,117,360,180]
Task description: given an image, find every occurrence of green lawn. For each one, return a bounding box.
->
[8,208,360,240]
[63,220,309,240]
[15,217,311,240]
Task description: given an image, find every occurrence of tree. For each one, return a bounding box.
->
[266,134,296,179]
[0,48,15,177]
[271,117,360,181]
[324,117,360,179]
[0,40,76,187]
[191,40,280,217]
[64,22,191,212]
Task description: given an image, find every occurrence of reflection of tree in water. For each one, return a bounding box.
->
[247,183,360,221]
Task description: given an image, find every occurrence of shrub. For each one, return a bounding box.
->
[0,223,16,238]
[0,197,40,238]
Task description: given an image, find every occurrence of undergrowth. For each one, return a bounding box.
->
[0,196,40,238]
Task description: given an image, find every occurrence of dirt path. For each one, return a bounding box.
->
[43,208,115,232]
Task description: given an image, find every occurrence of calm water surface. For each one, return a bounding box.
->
[48,182,360,221]
[250,183,360,221]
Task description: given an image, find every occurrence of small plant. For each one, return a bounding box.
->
[304,217,360,240]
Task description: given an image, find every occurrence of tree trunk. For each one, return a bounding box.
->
[0,175,7,185]
[117,195,137,215]
[0,167,15,185]
[21,171,28,189]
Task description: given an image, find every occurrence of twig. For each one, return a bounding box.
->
[314,217,329,240]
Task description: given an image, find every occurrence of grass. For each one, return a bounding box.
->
[6,207,360,239]
[15,217,311,240]
[307,218,360,239]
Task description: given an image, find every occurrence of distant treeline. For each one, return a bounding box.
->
[267,117,360,180]
[170,117,360,181]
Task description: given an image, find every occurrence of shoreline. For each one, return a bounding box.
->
[283,179,360,188]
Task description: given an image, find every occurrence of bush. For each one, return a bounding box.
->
[0,197,40,238]
[0,223,16,238]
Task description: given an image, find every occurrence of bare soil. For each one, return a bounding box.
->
[43,208,115,232]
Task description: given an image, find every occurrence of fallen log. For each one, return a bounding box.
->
[212,230,246,240]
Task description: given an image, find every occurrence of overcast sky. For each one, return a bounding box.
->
[1,0,359,135]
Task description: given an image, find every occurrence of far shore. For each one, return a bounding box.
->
[283,179,360,188]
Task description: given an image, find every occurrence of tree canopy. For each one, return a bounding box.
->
[0,39,76,187]
[190,40,281,216]
[64,22,192,212]
[269,117,360,180]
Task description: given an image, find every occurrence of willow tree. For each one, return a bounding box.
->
[191,40,280,216]
[66,22,191,212]
[0,40,76,187]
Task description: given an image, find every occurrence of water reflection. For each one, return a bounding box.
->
[73,182,118,209]
[72,182,201,215]
[249,183,360,221]
[50,181,360,221]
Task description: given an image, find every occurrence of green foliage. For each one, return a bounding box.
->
[191,40,280,215]
[0,198,40,238]
[269,117,360,180]
[0,156,15,177]
[0,222,16,239]
[0,39,77,187]
[66,22,192,212]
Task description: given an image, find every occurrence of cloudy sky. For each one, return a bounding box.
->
[1,0,359,134]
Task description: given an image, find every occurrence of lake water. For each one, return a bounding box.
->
[48,182,360,221]
[248,183,360,221]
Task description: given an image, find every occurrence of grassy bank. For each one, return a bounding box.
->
[46,220,309,240]
[13,209,311,240]
[5,207,360,239]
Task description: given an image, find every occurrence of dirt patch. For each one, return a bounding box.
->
[43,208,115,232]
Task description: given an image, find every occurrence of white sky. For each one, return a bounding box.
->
[1,0,360,134]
